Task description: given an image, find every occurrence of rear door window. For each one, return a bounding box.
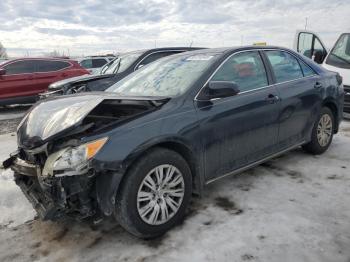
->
[4,60,36,74]
[265,51,303,83]
[211,51,268,92]
[36,60,71,72]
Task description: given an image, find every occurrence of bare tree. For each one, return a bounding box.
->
[0,42,8,59]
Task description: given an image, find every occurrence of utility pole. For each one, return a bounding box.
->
[304,17,308,30]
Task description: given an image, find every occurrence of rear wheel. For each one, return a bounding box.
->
[115,148,192,239]
[302,107,334,154]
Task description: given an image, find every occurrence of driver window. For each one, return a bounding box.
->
[211,51,268,92]
[4,60,36,74]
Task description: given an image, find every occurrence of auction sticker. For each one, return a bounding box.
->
[186,55,214,61]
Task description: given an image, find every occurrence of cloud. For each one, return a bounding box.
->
[35,28,91,37]
[0,0,349,56]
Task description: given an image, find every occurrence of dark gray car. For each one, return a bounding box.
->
[3,46,344,238]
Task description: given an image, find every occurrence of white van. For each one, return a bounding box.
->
[294,31,350,114]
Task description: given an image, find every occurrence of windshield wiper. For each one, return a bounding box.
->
[114,60,121,74]
[331,53,350,65]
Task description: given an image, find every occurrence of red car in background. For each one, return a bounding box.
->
[0,58,89,106]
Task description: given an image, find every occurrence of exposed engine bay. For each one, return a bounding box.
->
[3,93,169,221]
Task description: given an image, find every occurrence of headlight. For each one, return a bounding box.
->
[42,137,108,177]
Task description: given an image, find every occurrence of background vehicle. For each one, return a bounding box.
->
[43,47,203,97]
[0,58,89,106]
[77,56,115,75]
[4,46,343,238]
[294,30,350,114]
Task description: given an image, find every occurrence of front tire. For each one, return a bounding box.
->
[302,107,334,155]
[115,148,192,239]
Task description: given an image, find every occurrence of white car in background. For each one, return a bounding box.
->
[294,31,350,115]
[77,56,115,75]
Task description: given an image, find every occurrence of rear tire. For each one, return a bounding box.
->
[302,107,334,155]
[114,148,192,239]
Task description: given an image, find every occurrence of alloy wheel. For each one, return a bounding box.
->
[317,114,332,147]
[137,164,185,225]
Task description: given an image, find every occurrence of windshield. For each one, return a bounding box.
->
[104,51,143,74]
[326,33,350,69]
[106,53,218,97]
[0,60,8,66]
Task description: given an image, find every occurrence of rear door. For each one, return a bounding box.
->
[263,50,323,149]
[34,60,72,92]
[0,60,37,99]
[293,30,328,64]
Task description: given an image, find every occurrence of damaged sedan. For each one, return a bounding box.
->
[3,46,344,238]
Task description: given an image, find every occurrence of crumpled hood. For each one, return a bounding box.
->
[17,92,169,149]
[48,74,114,90]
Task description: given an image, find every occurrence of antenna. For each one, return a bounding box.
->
[189,40,193,47]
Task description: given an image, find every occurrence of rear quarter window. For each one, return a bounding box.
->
[299,60,316,77]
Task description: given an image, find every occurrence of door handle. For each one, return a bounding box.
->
[265,94,280,104]
[314,82,322,89]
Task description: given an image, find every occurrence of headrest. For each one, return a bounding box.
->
[234,62,255,77]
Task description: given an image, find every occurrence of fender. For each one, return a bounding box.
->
[95,135,204,216]
[122,135,205,195]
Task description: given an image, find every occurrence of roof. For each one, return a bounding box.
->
[119,47,205,56]
[3,57,74,62]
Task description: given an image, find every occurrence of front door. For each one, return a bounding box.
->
[195,51,280,181]
[293,30,328,64]
[0,60,37,99]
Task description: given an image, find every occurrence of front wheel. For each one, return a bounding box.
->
[302,107,334,155]
[115,148,192,239]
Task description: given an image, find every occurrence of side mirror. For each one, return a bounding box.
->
[208,81,240,99]
[0,68,6,76]
[313,50,325,64]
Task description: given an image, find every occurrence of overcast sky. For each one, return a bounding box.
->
[1,0,349,57]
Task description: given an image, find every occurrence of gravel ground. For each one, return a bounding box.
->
[0,119,349,262]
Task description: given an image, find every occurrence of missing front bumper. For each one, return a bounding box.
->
[15,174,62,220]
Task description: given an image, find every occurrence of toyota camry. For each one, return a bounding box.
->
[3,46,344,238]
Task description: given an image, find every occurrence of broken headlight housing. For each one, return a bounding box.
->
[43,137,108,177]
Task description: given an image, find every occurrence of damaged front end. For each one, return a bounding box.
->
[3,92,169,221]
